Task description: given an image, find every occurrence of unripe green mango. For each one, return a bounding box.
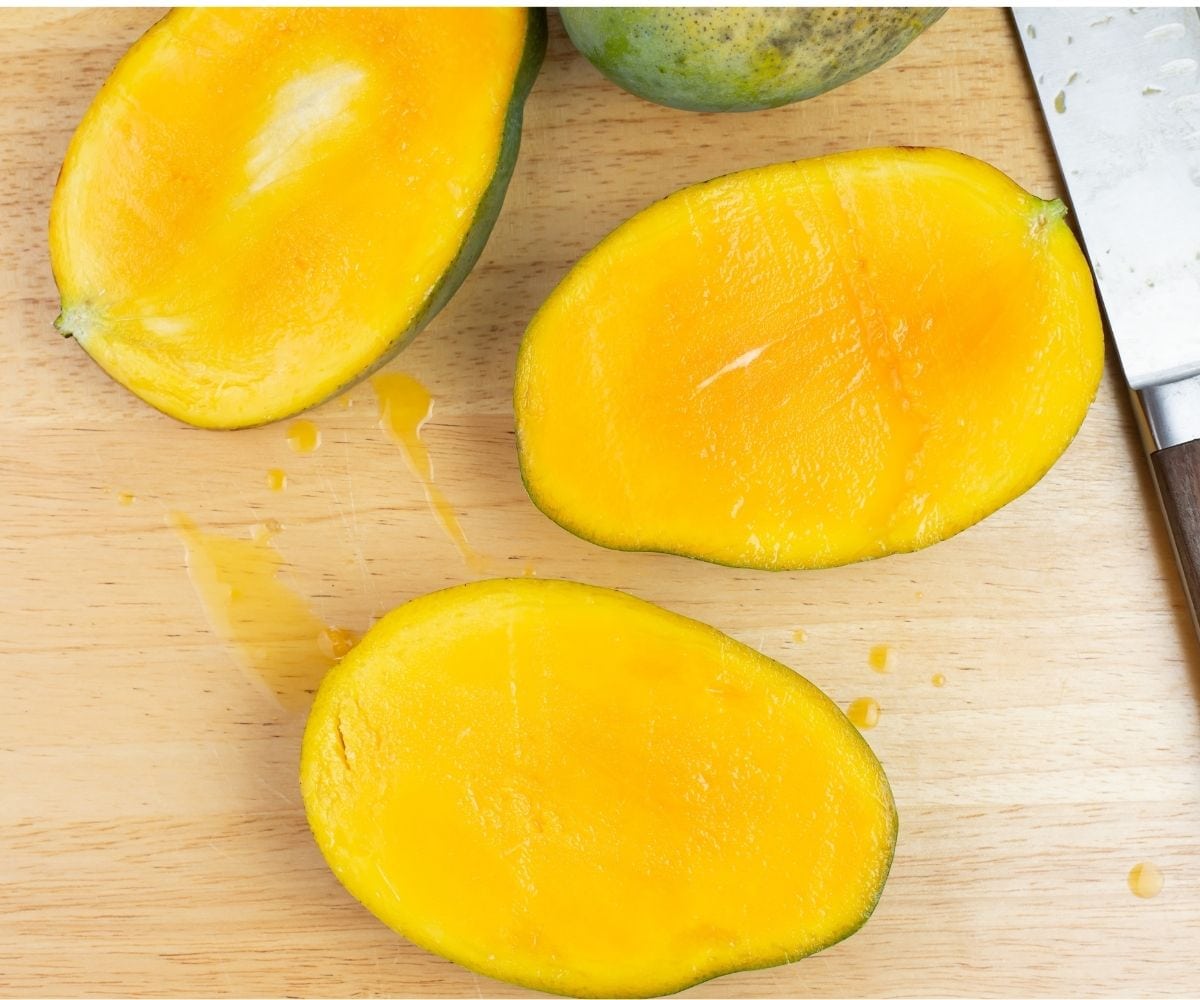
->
[561,7,946,112]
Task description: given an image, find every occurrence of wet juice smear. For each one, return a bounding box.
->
[793,628,807,643]
[372,373,487,573]
[266,468,287,491]
[170,512,334,711]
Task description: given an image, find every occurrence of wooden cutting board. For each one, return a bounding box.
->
[2,8,1198,997]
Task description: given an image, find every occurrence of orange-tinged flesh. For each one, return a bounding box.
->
[301,579,896,998]
[50,8,535,428]
[515,148,1104,569]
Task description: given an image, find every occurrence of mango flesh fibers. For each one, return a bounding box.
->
[301,579,897,997]
[50,8,543,427]
[516,148,1104,569]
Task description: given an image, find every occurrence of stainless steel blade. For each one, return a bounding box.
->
[1015,7,1200,396]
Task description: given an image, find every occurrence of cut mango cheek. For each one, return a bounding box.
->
[49,7,543,428]
[515,147,1104,570]
[301,579,897,998]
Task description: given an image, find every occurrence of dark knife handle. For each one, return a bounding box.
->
[1150,439,1200,630]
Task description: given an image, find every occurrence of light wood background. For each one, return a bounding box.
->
[2,8,1198,998]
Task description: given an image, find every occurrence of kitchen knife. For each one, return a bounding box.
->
[1015,7,1200,636]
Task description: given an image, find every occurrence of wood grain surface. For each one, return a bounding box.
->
[2,8,1199,998]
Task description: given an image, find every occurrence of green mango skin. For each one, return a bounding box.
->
[560,7,946,112]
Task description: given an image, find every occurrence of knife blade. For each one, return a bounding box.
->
[1015,7,1200,634]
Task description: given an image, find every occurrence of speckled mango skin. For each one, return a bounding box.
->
[560,7,946,112]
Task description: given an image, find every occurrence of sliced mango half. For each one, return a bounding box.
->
[515,148,1104,569]
[301,578,897,997]
[50,8,545,427]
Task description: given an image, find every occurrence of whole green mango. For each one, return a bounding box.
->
[561,7,946,112]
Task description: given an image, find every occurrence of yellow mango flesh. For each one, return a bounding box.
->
[49,8,535,428]
[515,148,1104,569]
[301,579,896,998]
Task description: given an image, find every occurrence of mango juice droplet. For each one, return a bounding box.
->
[793,628,807,643]
[266,468,287,491]
[847,697,880,730]
[286,419,321,453]
[1128,862,1163,899]
[372,373,487,573]
[117,491,135,506]
[169,512,334,711]
[318,626,361,660]
[868,644,894,673]
[931,672,946,687]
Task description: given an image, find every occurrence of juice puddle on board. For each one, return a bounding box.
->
[372,373,487,573]
[170,513,355,711]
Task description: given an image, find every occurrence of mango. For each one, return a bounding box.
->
[301,579,897,997]
[515,148,1104,570]
[49,9,545,428]
[560,7,946,112]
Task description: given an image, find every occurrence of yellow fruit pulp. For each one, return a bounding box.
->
[516,148,1103,569]
[301,579,896,997]
[50,8,534,427]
